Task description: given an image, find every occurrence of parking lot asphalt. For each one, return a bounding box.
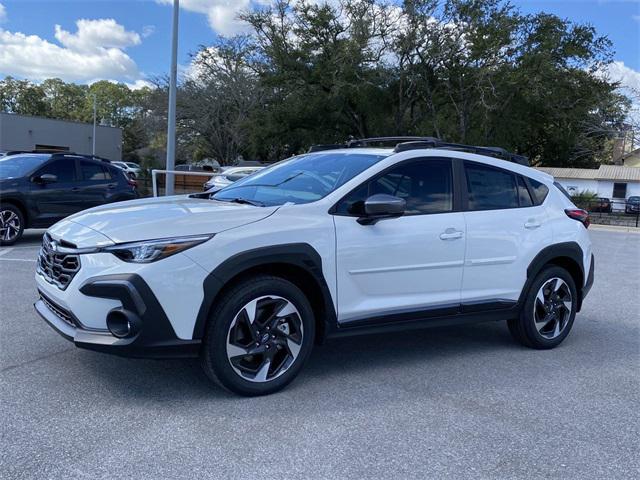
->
[1,229,638,479]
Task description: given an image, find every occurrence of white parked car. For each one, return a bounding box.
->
[203,166,264,192]
[112,161,142,178]
[34,137,594,396]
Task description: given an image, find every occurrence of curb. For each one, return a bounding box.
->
[589,224,640,234]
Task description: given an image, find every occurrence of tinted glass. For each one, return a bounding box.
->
[465,162,518,210]
[529,178,550,205]
[0,155,50,179]
[517,176,533,207]
[336,159,453,215]
[80,161,108,181]
[37,159,76,182]
[214,152,387,206]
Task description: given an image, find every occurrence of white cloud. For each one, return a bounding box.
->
[54,19,140,53]
[156,0,266,36]
[142,25,156,38]
[603,61,640,93]
[0,3,6,23]
[0,19,144,83]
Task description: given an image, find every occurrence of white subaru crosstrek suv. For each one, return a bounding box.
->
[35,138,594,396]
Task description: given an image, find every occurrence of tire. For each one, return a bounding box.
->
[200,275,315,396]
[0,204,25,246]
[508,266,577,349]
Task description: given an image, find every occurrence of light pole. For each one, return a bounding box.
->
[92,94,97,156]
[165,0,179,195]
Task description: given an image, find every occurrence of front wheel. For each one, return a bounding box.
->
[201,275,315,396]
[508,266,577,349]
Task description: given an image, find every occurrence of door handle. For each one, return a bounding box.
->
[439,228,464,240]
[71,187,80,192]
[524,219,541,229]
[107,183,117,189]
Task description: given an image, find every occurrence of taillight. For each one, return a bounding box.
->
[565,208,590,228]
[127,177,137,188]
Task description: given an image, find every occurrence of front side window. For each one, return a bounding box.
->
[213,152,388,207]
[465,162,518,210]
[335,158,453,216]
[36,159,76,183]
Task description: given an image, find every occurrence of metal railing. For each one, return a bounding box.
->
[574,199,640,228]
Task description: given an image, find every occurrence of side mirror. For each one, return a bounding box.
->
[33,174,57,184]
[358,194,406,225]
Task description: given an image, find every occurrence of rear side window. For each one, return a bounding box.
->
[517,176,533,207]
[529,178,549,205]
[36,159,76,183]
[80,161,109,181]
[465,162,518,210]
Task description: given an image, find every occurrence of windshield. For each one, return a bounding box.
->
[213,151,388,206]
[0,155,50,179]
[126,162,139,168]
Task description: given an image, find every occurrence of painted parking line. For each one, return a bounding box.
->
[0,248,14,257]
[0,258,37,262]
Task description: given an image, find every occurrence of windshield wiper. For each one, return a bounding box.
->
[224,197,265,207]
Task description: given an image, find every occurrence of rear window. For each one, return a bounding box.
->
[553,181,572,201]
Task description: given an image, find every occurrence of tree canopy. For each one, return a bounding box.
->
[0,0,633,168]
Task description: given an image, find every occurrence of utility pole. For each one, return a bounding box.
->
[92,94,97,156]
[165,0,179,195]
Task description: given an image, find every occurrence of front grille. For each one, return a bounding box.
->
[39,292,76,328]
[37,233,81,290]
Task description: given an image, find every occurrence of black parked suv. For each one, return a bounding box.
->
[0,153,138,245]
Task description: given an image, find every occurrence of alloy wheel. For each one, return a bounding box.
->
[0,209,21,242]
[533,277,572,339]
[226,295,304,383]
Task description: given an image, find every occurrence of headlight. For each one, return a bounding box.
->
[104,235,212,263]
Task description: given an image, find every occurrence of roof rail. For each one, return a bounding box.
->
[307,136,528,166]
[394,140,529,166]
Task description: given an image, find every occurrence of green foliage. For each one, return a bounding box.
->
[0,0,632,166]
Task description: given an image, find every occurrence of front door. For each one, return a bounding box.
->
[333,158,466,324]
[29,159,81,225]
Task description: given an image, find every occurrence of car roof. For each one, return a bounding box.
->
[315,147,552,183]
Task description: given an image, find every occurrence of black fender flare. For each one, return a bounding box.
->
[192,243,337,341]
[519,241,586,309]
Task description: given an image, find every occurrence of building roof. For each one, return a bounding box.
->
[536,165,640,182]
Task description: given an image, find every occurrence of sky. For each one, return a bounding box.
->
[0,0,638,92]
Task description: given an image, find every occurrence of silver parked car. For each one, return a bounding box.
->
[203,166,264,192]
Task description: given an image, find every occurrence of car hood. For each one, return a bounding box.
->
[53,195,278,244]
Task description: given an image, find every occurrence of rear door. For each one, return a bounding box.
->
[29,158,81,224]
[75,160,118,209]
[461,161,552,306]
[333,157,466,324]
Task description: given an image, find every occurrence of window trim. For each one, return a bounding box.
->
[329,156,461,217]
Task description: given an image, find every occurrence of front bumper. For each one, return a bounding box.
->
[35,273,201,358]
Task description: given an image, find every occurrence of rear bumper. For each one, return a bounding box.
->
[35,273,201,358]
[578,254,594,311]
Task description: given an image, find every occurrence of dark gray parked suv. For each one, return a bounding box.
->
[0,153,138,245]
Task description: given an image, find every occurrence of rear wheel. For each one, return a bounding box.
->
[508,266,577,349]
[0,204,24,246]
[201,275,315,396]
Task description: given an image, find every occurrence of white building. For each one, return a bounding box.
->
[536,165,640,203]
